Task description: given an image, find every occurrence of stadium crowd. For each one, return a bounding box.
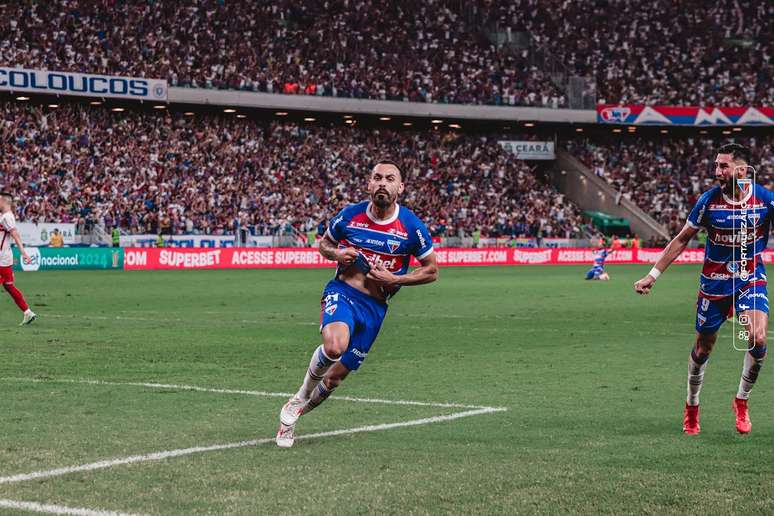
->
[476,0,773,105]
[566,135,774,234]
[0,0,565,108]
[3,0,771,107]
[0,102,584,239]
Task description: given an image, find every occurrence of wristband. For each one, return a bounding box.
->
[648,267,661,280]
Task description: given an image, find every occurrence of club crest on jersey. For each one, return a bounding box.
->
[386,239,400,253]
[737,178,753,197]
[749,213,761,225]
[325,304,337,316]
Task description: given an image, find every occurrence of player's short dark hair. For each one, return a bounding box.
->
[718,143,752,165]
[0,191,12,201]
[372,158,404,181]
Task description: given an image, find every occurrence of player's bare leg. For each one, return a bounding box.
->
[684,332,716,435]
[733,310,767,434]
[277,322,349,448]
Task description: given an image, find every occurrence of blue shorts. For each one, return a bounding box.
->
[585,266,604,280]
[319,279,388,371]
[696,284,769,334]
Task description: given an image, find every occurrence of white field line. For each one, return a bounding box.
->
[0,499,144,516]
[0,407,504,486]
[43,313,318,326]
[4,378,502,410]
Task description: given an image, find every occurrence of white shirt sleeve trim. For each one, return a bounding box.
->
[686,220,699,229]
[416,247,435,260]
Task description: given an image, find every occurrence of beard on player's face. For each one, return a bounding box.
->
[371,188,396,208]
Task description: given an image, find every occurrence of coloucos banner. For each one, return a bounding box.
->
[498,141,556,160]
[0,68,168,101]
[13,247,124,271]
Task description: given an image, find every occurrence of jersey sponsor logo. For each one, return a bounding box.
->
[415,229,427,250]
[365,238,383,246]
[331,215,344,230]
[695,202,707,224]
[712,232,757,244]
[365,253,398,270]
[349,348,367,358]
[388,228,408,238]
[708,272,732,280]
[387,239,400,253]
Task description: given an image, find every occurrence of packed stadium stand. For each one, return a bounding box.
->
[475,0,773,105]
[0,0,565,107]
[0,102,585,239]
[3,0,770,107]
[565,135,774,234]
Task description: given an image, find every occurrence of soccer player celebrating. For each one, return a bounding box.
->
[634,144,768,435]
[0,192,36,325]
[276,160,438,447]
[585,246,610,281]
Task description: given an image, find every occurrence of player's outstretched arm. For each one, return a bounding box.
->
[634,224,698,295]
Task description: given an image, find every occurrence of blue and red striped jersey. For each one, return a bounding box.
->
[687,184,774,299]
[326,201,434,286]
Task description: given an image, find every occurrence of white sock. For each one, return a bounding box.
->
[737,350,766,400]
[295,345,336,400]
[24,309,33,315]
[687,349,708,406]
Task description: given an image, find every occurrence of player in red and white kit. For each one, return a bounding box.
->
[0,192,36,325]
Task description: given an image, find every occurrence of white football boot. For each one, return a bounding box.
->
[276,396,306,448]
[20,310,36,326]
[276,422,296,448]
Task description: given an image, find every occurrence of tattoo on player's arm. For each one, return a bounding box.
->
[318,236,340,261]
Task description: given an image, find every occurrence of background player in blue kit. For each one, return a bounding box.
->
[585,247,610,280]
[634,144,770,435]
[276,159,439,447]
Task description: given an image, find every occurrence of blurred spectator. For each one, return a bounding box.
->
[49,228,64,247]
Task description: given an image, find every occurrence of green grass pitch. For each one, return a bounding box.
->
[1,265,772,514]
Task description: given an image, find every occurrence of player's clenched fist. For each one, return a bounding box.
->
[335,247,359,265]
[633,274,656,294]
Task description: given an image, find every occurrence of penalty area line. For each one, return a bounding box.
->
[3,377,503,410]
[0,407,505,486]
[0,498,145,516]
